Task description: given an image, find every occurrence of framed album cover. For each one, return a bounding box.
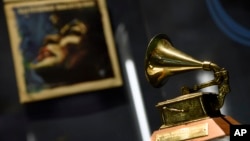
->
[4,0,122,103]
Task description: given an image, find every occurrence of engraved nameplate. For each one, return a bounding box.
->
[156,123,208,141]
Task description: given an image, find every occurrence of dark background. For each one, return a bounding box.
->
[0,0,250,141]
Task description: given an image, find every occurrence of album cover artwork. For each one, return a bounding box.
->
[5,0,122,103]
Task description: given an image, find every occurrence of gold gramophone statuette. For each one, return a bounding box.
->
[145,34,239,141]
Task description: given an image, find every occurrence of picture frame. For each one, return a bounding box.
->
[4,0,123,103]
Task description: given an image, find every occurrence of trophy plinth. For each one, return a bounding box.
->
[151,115,239,141]
[144,34,240,141]
[151,92,240,141]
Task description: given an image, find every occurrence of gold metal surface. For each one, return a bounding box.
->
[156,92,221,128]
[145,34,230,128]
[155,123,208,141]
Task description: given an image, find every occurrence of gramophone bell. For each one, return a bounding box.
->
[145,34,204,88]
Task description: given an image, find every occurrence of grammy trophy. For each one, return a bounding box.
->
[145,34,240,141]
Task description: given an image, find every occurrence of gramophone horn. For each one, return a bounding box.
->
[145,34,205,88]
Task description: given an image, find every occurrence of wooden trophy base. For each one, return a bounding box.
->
[151,116,240,141]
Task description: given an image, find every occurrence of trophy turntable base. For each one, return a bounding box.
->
[151,116,240,141]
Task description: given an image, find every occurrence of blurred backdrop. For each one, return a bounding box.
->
[0,0,250,141]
